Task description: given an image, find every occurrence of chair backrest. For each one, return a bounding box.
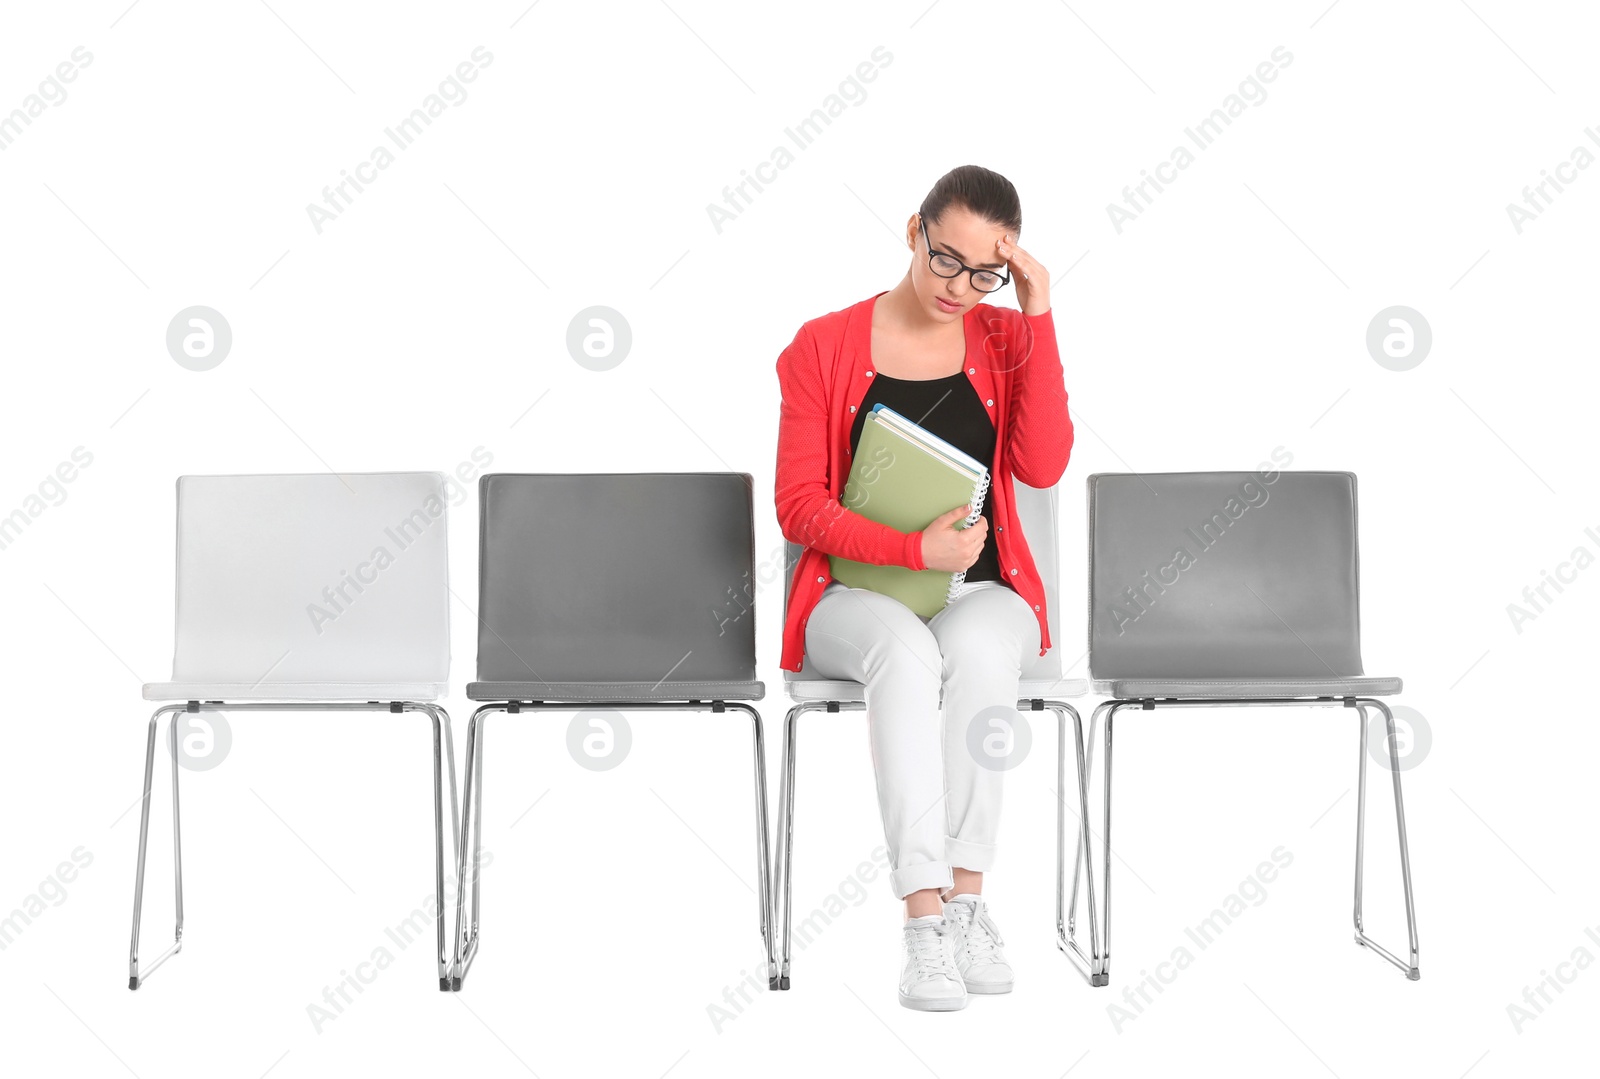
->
[782,480,1064,683]
[1087,471,1366,681]
[475,473,758,684]
[169,472,451,684]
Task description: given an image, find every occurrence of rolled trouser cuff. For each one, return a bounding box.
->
[890,860,954,899]
[943,837,998,874]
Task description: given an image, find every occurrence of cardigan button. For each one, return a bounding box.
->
[816,576,825,583]
[848,405,856,412]
[1034,604,1041,611]
[986,399,995,407]
[1010,568,1018,576]
[865,370,874,378]
[968,367,975,374]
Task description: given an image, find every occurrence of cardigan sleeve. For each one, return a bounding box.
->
[775,322,927,570]
[999,307,1073,489]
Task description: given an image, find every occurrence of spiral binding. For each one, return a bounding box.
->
[945,468,994,603]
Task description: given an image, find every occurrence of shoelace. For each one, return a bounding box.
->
[951,900,1005,961]
[905,921,960,979]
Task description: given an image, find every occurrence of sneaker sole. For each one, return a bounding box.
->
[899,991,969,1011]
[964,981,1014,994]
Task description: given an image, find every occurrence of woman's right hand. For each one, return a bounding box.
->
[919,504,987,572]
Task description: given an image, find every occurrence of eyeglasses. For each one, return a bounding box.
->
[920,216,1010,293]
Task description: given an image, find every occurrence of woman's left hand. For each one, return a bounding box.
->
[997,233,1050,316]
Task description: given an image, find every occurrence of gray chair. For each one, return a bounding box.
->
[1065,471,1420,985]
[451,472,774,989]
[773,480,1097,989]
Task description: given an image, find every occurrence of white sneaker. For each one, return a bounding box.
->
[944,894,1014,994]
[899,914,968,1011]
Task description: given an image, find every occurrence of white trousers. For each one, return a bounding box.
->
[803,578,1041,898]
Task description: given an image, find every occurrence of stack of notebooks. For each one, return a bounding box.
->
[829,403,992,617]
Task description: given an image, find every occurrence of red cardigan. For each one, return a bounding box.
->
[775,290,1073,673]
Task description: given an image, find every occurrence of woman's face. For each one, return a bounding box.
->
[906,205,1012,323]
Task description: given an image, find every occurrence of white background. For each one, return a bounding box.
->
[1,1,1596,1076]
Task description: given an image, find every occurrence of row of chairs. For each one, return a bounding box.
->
[127,470,1420,993]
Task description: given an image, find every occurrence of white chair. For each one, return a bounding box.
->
[128,472,459,989]
[772,480,1097,989]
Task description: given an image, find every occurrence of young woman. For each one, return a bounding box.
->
[774,165,1073,1010]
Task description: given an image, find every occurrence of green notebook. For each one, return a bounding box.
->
[829,403,993,617]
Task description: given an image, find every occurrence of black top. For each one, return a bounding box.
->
[849,371,1002,584]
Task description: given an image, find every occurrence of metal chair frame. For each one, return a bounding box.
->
[128,700,458,989]
[1062,694,1420,985]
[773,695,1098,989]
[450,699,774,990]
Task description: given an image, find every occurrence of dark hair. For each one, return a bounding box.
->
[919,165,1022,236]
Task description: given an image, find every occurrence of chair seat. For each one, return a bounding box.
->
[1091,675,1402,699]
[783,677,1089,703]
[142,681,445,702]
[467,680,765,702]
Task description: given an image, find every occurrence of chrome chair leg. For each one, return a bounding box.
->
[129,704,187,989]
[773,702,810,990]
[726,703,776,987]
[451,704,496,990]
[1065,700,1120,987]
[470,708,486,956]
[413,703,459,990]
[1351,698,1421,979]
[1044,700,1103,985]
[1102,705,1114,982]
